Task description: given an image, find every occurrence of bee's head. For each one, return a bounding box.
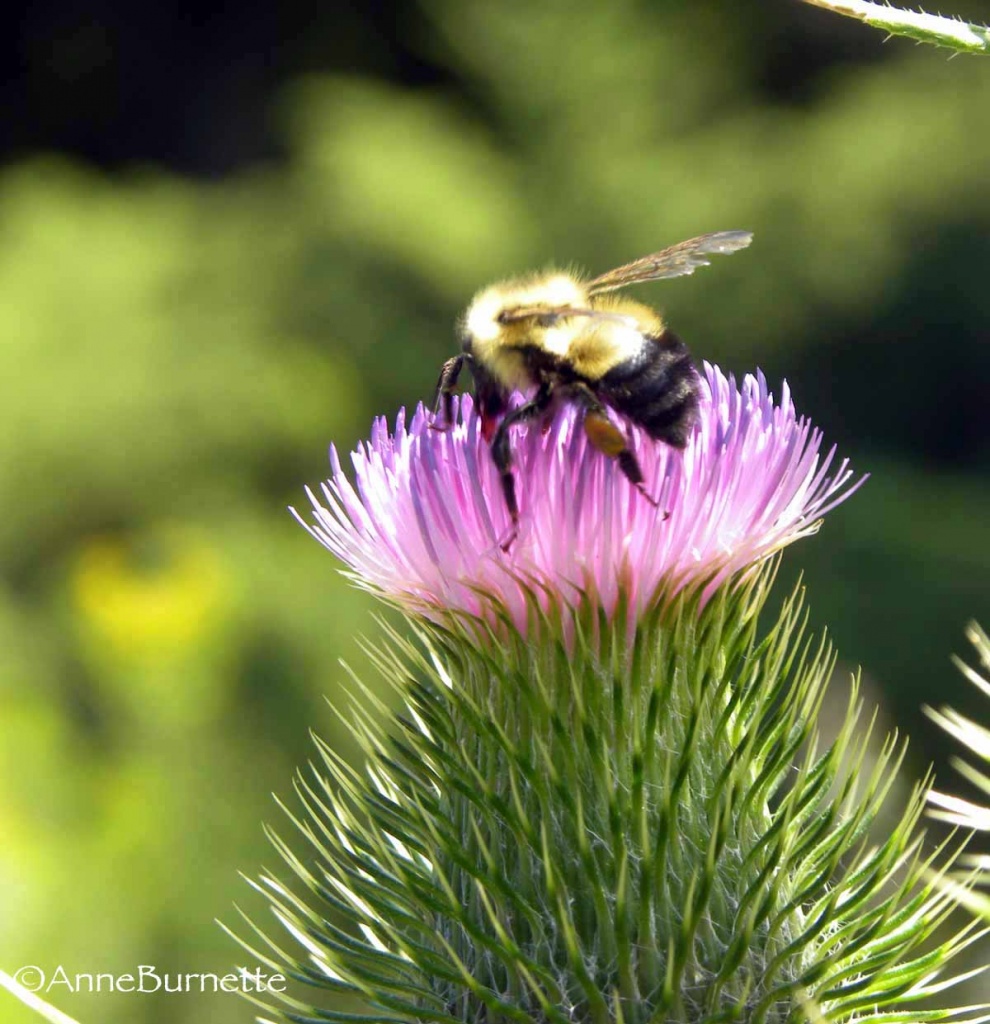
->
[461,272,586,360]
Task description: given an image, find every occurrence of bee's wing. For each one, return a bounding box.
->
[498,305,633,324]
[586,230,753,296]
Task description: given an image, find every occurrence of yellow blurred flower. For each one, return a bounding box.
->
[71,525,229,663]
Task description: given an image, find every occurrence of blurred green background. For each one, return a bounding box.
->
[2,0,990,1021]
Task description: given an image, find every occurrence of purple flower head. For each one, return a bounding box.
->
[295,364,863,631]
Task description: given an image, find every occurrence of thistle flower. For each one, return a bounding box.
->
[295,363,862,629]
[237,361,980,1024]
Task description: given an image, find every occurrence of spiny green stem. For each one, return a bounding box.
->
[802,0,990,54]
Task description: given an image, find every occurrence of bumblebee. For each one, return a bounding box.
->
[433,230,753,548]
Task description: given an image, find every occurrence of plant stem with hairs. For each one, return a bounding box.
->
[802,0,990,54]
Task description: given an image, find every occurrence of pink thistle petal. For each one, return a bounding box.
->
[294,364,865,631]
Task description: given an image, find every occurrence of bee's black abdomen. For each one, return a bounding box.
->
[598,330,701,448]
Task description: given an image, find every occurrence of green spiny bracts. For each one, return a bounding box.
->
[928,623,990,921]
[233,564,979,1024]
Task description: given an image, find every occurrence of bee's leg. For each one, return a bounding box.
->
[489,383,554,550]
[478,385,507,443]
[572,384,665,514]
[431,355,467,429]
